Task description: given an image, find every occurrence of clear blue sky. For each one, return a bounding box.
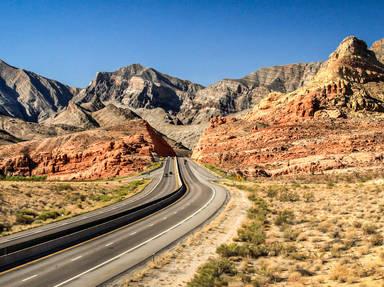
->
[0,0,383,88]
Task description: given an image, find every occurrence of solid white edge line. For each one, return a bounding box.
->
[53,160,217,287]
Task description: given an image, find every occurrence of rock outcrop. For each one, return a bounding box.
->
[0,59,76,122]
[193,36,384,177]
[178,63,321,124]
[0,120,175,180]
[74,63,203,116]
[372,38,384,64]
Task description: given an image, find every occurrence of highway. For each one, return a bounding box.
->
[0,157,228,287]
[0,157,175,262]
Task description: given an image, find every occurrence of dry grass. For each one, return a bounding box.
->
[189,173,384,287]
[0,177,149,236]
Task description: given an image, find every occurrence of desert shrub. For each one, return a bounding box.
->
[279,191,300,202]
[283,227,300,241]
[54,183,74,192]
[217,243,248,257]
[247,243,269,258]
[330,264,352,283]
[187,258,237,287]
[38,210,61,221]
[302,191,315,202]
[363,223,378,235]
[275,210,295,226]
[15,209,38,224]
[370,234,383,246]
[237,222,266,244]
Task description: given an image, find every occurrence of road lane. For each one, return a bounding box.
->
[0,158,228,287]
[0,157,175,257]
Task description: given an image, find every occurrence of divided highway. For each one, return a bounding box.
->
[0,157,228,287]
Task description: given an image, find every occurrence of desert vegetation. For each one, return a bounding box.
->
[189,172,384,286]
[0,177,149,236]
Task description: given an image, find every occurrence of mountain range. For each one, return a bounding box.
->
[0,35,383,179]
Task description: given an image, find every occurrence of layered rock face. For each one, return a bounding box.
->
[0,60,76,122]
[0,120,175,180]
[179,63,321,124]
[193,36,384,177]
[74,64,203,115]
[72,62,321,148]
[372,38,384,64]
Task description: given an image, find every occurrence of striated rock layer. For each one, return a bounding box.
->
[0,120,175,180]
[372,38,384,64]
[193,36,384,177]
[0,59,76,122]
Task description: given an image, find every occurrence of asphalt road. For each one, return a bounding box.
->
[0,157,175,253]
[0,158,228,287]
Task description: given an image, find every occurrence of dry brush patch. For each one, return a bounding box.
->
[0,177,149,236]
[188,173,384,287]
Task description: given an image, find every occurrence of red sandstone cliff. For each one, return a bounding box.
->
[192,36,384,177]
[0,120,175,180]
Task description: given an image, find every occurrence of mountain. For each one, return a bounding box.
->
[193,36,384,177]
[92,104,140,127]
[72,62,322,148]
[371,38,384,64]
[0,115,83,144]
[74,63,203,115]
[0,59,76,122]
[42,102,100,129]
[184,63,321,124]
[0,120,175,180]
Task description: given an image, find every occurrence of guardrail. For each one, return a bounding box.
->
[0,157,186,272]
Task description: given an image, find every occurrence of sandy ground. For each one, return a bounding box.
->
[109,184,251,287]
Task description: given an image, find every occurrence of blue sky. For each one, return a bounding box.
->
[0,0,383,87]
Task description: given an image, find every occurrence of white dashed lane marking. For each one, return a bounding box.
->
[22,274,38,282]
[71,256,83,262]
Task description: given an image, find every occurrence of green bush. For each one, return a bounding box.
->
[274,210,295,226]
[15,209,39,225]
[237,222,266,244]
[217,243,248,258]
[3,175,47,181]
[38,210,61,221]
[187,258,237,287]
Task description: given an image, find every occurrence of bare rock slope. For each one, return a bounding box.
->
[372,38,384,64]
[0,59,76,122]
[0,120,175,180]
[193,36,384,177]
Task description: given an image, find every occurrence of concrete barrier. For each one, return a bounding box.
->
[0,158,186,272]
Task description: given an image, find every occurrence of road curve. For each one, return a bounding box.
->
[0,158,228,287]
[0,157,175,260]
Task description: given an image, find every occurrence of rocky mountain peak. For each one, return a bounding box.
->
[371,38,384,64]
[314,36,384,84]
[247,36,384,124]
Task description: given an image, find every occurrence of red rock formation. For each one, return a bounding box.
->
[0,120,175,180]
[193,36,384,177]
